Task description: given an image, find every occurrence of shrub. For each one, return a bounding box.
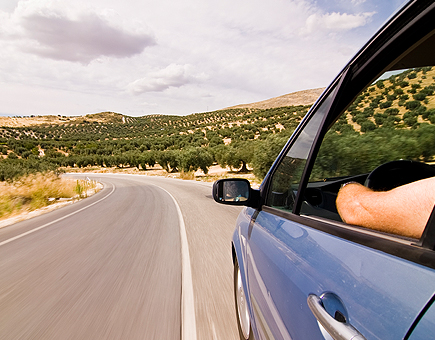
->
[423,108,435,120]
[374,115,384,126]
[360,121,376,132]
[384,108,399,116]
[408,72,417,79]
[405,100,421,110]
[421,87,435,96]
[413,93,427,101]
[379,101,393,109]
[376,80,385,89]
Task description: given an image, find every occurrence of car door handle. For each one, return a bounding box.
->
[307,294,366,340]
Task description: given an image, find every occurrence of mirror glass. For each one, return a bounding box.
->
[222,180,249,202]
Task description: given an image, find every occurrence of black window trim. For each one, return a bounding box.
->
[292,66,352,215]
[260,75,342,203]
[419,206,435,250]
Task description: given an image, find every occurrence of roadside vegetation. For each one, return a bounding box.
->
[1,66,435,185]
[0,104,309,181]
[0,172,98,220]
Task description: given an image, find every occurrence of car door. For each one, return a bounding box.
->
[246,3,435,339]
[246,81,435,339]
[247,203,435,339]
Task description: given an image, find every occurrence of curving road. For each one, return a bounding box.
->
[0,174,242,340]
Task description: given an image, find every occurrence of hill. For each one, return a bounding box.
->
[342,66,435,131]
[0,111,124,128]
[0,88,324,128]
[226,88,325,110]
[2,67,435,181]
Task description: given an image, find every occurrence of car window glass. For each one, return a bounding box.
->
[265,85,337,212]
[301,66,435,224]
[407,297,435,340]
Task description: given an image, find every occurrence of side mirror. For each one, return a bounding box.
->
[212,179,254,206]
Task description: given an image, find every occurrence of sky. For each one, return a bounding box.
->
[0,0,408,117]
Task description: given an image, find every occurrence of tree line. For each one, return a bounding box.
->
[2,66,435,182]
[0,106,307,181]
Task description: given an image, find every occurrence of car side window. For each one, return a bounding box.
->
[265,85,336,211]
[301,66,435,226]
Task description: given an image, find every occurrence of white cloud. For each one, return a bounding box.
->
[128,64,204,94]
[1,0,156,63]
[351,0,367,5]
[302,11,375,35]
[139,101,158,108]
[21,14,155,62]
[0,0,405,116]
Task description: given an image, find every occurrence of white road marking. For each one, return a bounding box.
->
[160,188,197,340]
[0,183,115,247]
[2,175,198,339]
[87,173,198,339]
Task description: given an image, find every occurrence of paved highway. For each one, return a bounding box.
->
[0,174,242,340]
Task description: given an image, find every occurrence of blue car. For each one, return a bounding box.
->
[213,1,435,339]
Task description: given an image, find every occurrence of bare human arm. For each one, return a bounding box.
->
[336,177,435,239]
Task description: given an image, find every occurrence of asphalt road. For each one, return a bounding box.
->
[0,174,242,340]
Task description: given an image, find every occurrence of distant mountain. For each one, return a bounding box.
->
[0,89,324,128]
[226,88,325,110]
[0,112,124,128]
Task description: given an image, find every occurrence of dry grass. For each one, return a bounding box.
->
[0,172,98,219]
[179,171,196,180]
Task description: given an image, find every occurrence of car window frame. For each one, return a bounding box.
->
[260,1,435,269]
[263,77,342,212]
[260,72,343,200]
[419,206,435,250]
